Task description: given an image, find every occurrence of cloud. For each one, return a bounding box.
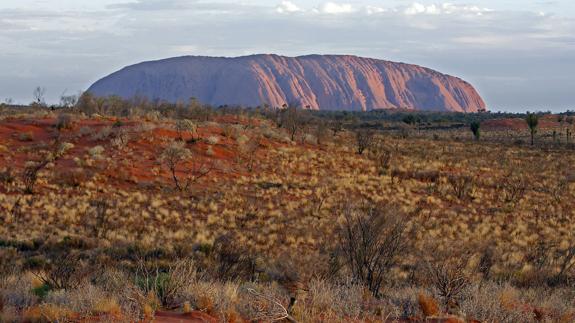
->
[108,0,192,11]
[276,1,301,14]
[365,6,388,15]
[0,1,573,110]
[318,2,354,15]
[405,3,492,16]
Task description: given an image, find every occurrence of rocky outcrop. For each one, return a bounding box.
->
[88,54,486,112]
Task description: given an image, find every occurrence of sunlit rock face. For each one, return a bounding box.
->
[89,54,486,112]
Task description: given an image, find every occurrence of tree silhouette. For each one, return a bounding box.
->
[525,112,539,146]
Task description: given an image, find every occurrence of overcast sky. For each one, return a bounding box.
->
[1,0,574,112]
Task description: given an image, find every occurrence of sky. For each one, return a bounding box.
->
[0,0,574,112]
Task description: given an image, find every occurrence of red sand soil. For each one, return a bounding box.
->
[153,311,218,323]
[0,116,256,194]
[482,115,563,132]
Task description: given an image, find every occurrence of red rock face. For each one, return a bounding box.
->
[88,54,486,112]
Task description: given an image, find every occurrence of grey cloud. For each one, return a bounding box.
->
[0,1,573,111]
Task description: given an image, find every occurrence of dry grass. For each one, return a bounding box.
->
[0,108,575,321]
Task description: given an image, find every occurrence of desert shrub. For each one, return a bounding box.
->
[23,303,74,322]
[337,203,407,297]
[0,167,15,185]
[526,112,539,145]
[459,283,536,322]
[370,142,392,176]
[88,145,105,158]
[238,136,261,172]
[0,275,37,311]
[33,253,91,291]
[280,105,304,141]
[134,259,197,307]
[498,173,528,205]
[78,126,94,137]
[221,124,239,138]
[424,253,471,313]
[55,113,75,131]
[418,292,440,317]
[42,284,109,318]
[235,285,294,322]
[53,168,88,187]
[0,248,19,278]
[447,174,474,200]
[207,235,257,282]
[90,126,113,141]
[111,128,130,149]
[206,135,220,145]
[22,141,73,194]
[314,122,329,146]
[160,141,212,192]
[175,119,197,141]
[354,129,374,154]
[18,132,34,142]
[470,121,481,140]
[82,199,112,239]
[292,279,364,320]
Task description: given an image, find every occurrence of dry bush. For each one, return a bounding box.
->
[134,258,197,308]
[33,253,91,290]
[53,167,89,188]
[111,128,130,149]
[237,136,261,172]
[0,276,38,311]
[0,167,15,185]
[498,172,528,205]
[90,126,113,141]
[175,119,197,141]
[418,292,440,317]
[22,141,73,194]
[338,203,408,297]
[291,279,364,321]
[23,303,74,323]
[0,248,19,279]
[90,268,145,319]
[55,113,75,131]
[424,253,471,313]
[207,235,257,282]
[237,286,293,323]
[18,131,34,142]
[82,198,113,239]
[354,129,374,154]
[370,141,392,176]
[459,283,536,322]
[160,140,213,192]
[447,174,474,200]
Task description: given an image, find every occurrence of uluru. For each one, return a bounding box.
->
[88,54,486,112]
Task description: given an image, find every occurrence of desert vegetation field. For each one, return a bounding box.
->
[0,97,575,322]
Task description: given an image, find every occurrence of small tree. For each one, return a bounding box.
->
[425,255,470,312]
[22,141,73,194]
[355,129,374,154]
[370,141,392,176]
[175,119,197,142]
[60,94,78,108]
[33,86,46,106]
[281,105,303,141]
[526,112,539,146]
[338,203,407,297]
[160,141,211,192]
[315,122,329,146]
[470,121,480,140]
